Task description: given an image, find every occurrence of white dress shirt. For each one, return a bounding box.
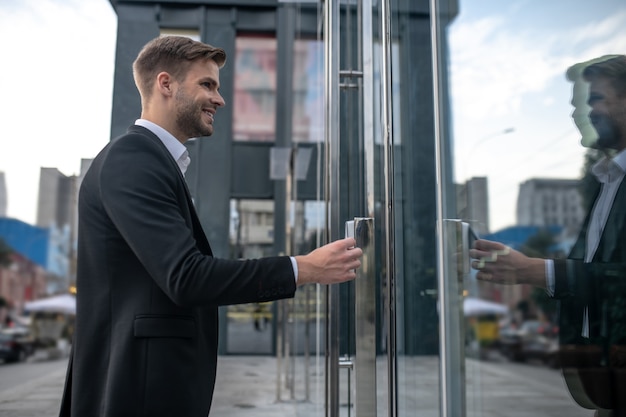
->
[135,119,191,176]
[133,119,299,281]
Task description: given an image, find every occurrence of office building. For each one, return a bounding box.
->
[517,178,585,239]
[36,168,76,230]
[456,176,490,235]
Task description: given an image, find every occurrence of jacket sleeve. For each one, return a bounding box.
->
[98,133,296,307]
[553,258,626,299]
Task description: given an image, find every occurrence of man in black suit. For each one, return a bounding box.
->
[470,55,626,416]
[59,35,362,417]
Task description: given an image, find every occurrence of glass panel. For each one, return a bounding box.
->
[387,1,444,416]
[233,37,277,142]
[292,40,324,144]
[226,199,276,354]
[287,6,328,417]
[437,0,626,416]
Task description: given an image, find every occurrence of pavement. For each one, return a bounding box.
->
[0,351,596,417]
[0,356,68,417]
[0,353,317,417]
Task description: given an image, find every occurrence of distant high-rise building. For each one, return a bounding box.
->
[36,168,76,229]
[0,171,6,217]
[516,178,584,238]
[456,176,490,236]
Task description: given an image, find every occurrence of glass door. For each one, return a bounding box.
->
[435,0,626,416]
[287,1,393,416]
[252,1,626,417]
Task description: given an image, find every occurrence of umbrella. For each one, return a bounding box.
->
[463,297,508,317]
[24,294,76,315]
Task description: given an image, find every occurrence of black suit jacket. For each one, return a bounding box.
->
[59,125,297,417]
[554,178,626,346]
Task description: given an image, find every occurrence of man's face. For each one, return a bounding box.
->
[174,59,225,140]
[587,77,626,151]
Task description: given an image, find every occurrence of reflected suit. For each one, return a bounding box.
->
[553,175,626,414]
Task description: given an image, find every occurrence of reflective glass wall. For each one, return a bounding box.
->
[113,1,626,416]
[435,0,626,416]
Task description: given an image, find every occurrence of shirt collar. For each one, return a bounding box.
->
[134,119,190,176]
[592,149,626,184]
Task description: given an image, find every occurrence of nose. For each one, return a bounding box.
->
[212,92,225,107]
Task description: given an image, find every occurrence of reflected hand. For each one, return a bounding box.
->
[469,239,546,287]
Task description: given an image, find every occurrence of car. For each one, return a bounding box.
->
[0,327,35,363]
[498,320,560,368]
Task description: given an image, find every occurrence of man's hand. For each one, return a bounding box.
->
[295,238,363,286]
[469,239,546,288]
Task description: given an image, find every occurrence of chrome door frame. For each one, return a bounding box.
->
[324,1,386,417]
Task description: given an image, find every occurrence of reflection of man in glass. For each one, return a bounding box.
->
[470,55,626,417]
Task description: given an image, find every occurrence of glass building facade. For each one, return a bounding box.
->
[108,1,626,415]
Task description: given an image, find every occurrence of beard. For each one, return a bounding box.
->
[175,88,213,139]
[591,113,619,150]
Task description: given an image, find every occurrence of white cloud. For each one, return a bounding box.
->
[448,6,626,230]
[0,0,116,223]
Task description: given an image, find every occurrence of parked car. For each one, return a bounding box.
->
[0,327,35,363]
[498,320,560,368]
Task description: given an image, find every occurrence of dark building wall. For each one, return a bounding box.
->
[107,1,457,356]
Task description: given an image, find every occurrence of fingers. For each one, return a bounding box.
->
[338,238,362,281]
[472,238,505,251]
[471,246,510,269]
[474,271,493,282]
[342,237,357,249]
[332,237,362,259]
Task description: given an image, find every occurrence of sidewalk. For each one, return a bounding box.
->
[0,358,67,417]
[0,355,315,417]
[0,354,592,417]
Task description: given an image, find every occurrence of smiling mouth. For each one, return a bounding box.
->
[203,110,214,123]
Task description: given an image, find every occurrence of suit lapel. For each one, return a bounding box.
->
[128,125,213,255]
[570,182,601,260]
[598,177,626,261]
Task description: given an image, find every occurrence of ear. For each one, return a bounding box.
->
[156,72,175,97]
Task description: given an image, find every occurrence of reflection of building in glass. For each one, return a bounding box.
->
[234,37,277,142]
[230,199,306,259]
[231,200,275,258]
[293,41,321,143]
[456,176,490,236]
[233,38,321,143]
[516,178,584,239]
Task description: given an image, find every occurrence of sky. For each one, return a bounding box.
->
[448,0,626,231]
[0,0,624,232]
[0,0,117,224]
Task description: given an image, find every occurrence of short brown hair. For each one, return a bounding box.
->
[582,55,626,97]
[133,35,227,98]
